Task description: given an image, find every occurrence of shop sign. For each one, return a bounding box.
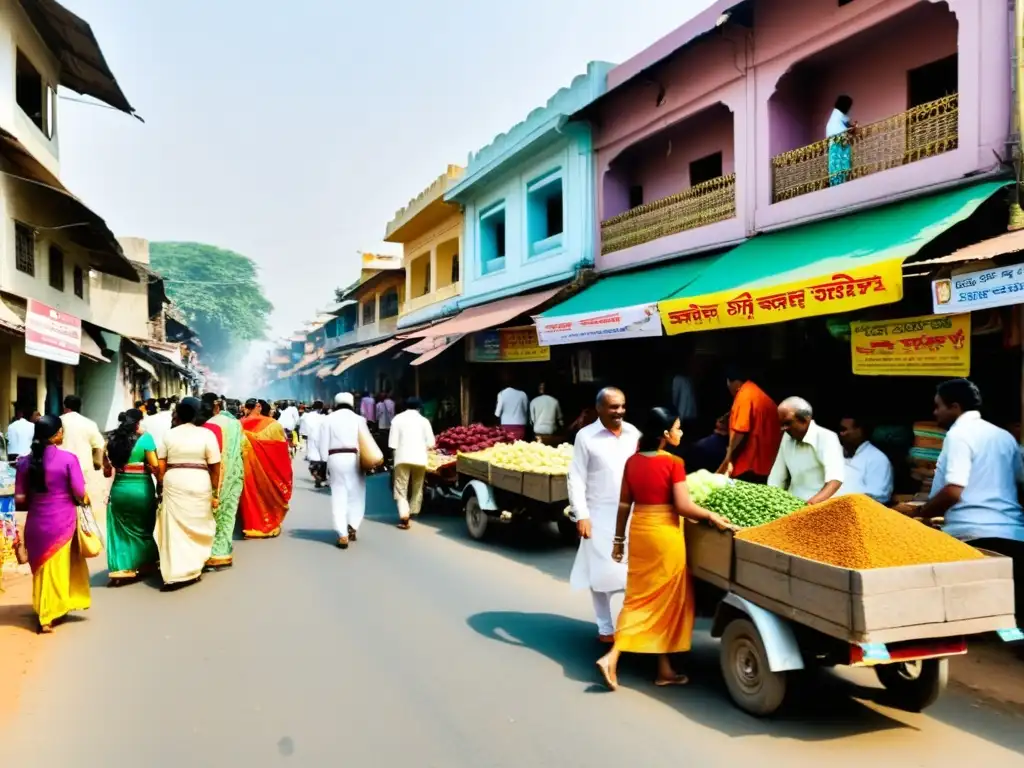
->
[25,299,81,365]
[850,313,970,377]
[534,303,662,346]
[932,262,1024,314]
[466,325,550,363]
[658,260,904,335]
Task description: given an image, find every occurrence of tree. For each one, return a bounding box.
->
[150,242,273,373]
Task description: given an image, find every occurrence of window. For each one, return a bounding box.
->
[15,52,47,135]
[527,170,564,257]
[628,185,644,210]
[908,55,958,108]
[689,152,723,186]
[380,289,399,319]
[15,223,34,276]
[361,300,376,325]
[48,246,64,291]
[480,202,507,274]
[73,266,84,298]
[423,260,432,295]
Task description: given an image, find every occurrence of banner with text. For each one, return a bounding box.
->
[851,313,970,377]
[466,325,550,363]
[534,303,662,346]
[932,262,1024,314]
[658,259,905,335]
[26,299,81,365]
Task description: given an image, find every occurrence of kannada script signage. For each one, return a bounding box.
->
[25,299,82,365]
[658,260,904,335]
[466,325,550,363]
[850,313,970,377]
[932,262,1024,314]
[534,303,662,346]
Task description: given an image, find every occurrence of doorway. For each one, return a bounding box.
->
[44,360,63,416]
[16,376,37,416]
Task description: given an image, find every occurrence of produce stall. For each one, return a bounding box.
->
[680,475,1021,716]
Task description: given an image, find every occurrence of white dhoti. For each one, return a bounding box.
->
[569,505,627,636]
[326,453,365,536]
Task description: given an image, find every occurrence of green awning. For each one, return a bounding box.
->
[539,253,720,318]
[669,180,1010,300]
[659,180,1011,335]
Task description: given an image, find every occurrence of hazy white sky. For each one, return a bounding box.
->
[58,0,714,340]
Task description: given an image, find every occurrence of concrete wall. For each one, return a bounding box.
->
[398,210,462,326]
[88,237,150,340]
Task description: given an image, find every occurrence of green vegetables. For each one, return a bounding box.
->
[701,481,806,528]
[685,469,731,505]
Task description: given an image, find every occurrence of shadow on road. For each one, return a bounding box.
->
[289,528,339,547]
[0,603,36,633]
[468,610,926,743]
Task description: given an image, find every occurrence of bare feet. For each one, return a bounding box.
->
[596,656,618,690]
[39,624,53,635]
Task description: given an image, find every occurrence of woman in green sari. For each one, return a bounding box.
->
[104,408,159,585]
[202,393,243,569]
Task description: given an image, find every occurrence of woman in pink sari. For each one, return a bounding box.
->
[15,415,91,633]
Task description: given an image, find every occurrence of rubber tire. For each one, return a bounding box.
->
[874,658,948,712]
[465,494,489,541]
[720,618,788,717]
[557,517,580,545]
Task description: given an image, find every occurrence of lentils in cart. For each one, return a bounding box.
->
[736,494,985,569]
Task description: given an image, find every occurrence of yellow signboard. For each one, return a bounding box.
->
[851,314,970,377]
[658,259,905,335]
[466,325,551,363]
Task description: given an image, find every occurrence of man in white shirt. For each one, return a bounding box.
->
[389,397,436,530]
[318,393,374,548]
[837,414,893,504]
[768,396,844,504]
[568,387,639,643]
[278,401,300,448]
[919,379,1024,625]
[301,400,327,488]
[495,382,529,441]
[6,404,35,460]
[529,383,563,443]
[376,392,396,467]
[60,394,106,508]
[144,398,173,452]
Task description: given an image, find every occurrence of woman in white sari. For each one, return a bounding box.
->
[155,398,221,588]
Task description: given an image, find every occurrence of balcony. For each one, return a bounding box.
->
[402,281,461,316]
[601,174,736,255]
[772,94,959,204]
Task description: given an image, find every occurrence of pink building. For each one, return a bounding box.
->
[587,0,1011,272]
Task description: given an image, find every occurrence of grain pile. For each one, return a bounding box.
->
[735,494,984,569]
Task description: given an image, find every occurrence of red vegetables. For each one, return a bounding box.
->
[434,424,516,455]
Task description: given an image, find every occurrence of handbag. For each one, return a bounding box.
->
[358,423,383,474]
[76,504,103,558]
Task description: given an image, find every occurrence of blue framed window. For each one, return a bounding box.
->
[527,169,564,257]
[480,201,507,275]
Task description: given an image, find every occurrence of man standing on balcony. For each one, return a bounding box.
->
[827,94,855,186]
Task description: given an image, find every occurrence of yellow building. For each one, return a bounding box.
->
[384,166,464,329]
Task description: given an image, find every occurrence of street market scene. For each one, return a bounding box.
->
[5,0,1024,765]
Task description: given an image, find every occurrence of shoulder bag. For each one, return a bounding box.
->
[77,504,104,558]
[358,422,384,474]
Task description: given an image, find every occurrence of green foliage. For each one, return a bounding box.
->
[150,242,273,372]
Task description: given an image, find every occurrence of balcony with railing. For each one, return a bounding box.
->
[403,280,461,316]
[772,94,958,203]
[601,174,736,255]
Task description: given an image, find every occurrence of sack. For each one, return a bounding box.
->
[358,423,383,473]
[76,504,103,559]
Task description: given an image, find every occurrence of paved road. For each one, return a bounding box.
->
[5,464,1024,766]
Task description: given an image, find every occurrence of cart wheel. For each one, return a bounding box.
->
[720,618,788,717]
[465,494,489,541]
[557,517,580,545]
[875,659,948,712]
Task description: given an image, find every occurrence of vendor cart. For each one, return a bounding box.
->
[685,522,1022,716]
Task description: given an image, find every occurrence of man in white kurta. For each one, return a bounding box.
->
[301,401,326,487]
[318,393,372,548]
[768,396,844,504]
[568,388,639,641]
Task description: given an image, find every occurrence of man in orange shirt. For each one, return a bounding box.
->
[717,366,781,483]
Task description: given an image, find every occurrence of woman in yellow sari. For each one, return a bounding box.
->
[238,398,293,538]
[596,407,733,690]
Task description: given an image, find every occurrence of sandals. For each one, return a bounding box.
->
[397,519,411,530]
[655,674,689,687]
[348,526,358,542]
[336,537,349,549]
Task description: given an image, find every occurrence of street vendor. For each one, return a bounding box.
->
[768,396,844,504]
[919,379,1024,626]
[837,412,893,504]
[718,366,780,483]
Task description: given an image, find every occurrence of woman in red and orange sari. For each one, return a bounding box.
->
[238,398,293,539]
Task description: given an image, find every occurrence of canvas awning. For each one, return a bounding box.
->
[404,287,562,339]
[911,228,1024,267]
[126,352,157,377]
[658,181,1010,335]
[410,336,463,367]
[332,339,403,376]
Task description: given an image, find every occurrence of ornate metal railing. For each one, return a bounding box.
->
[772,93,959,203]
[601,174,736,255]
